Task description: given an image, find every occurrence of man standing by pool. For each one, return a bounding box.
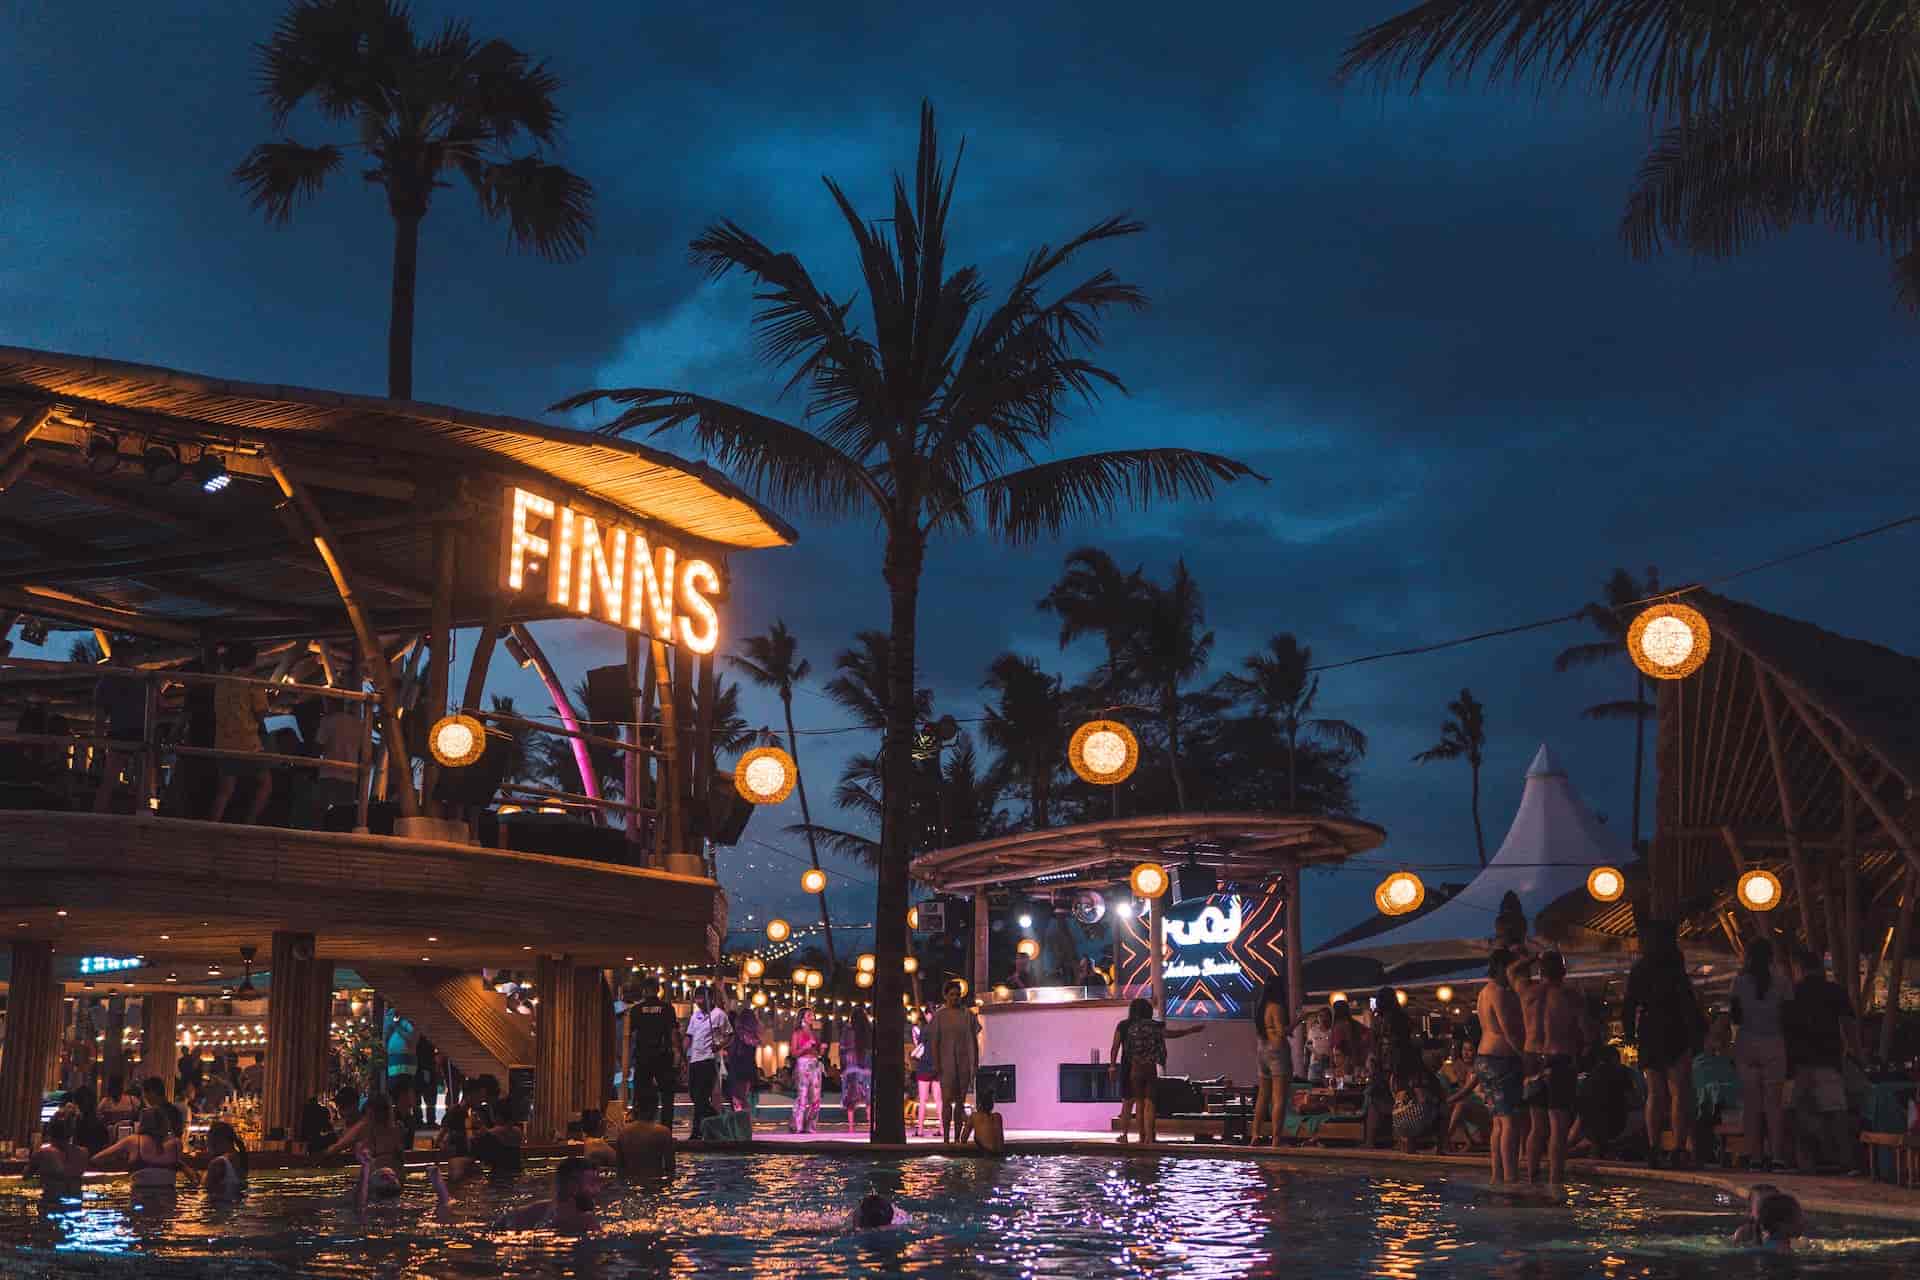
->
[1473,947,1526,1184]
[684,985,729,1142]
[925,981,980,1144]
[626,982,679,1127]
[1509,944,1586,1186]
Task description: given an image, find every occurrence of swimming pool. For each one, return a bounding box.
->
[4,1153,1919,1278]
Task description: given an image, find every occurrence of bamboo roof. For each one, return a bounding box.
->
[0,346,795,645]
[909,811,1386,893]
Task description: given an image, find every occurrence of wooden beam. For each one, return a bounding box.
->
[1885,870,1919,1059]
[0,585,198,643]
[421,523,455,808]
[264,449,418,818]
[0,402,54,490]
[1777,682,1920,881]
[1847,786,1865,1010]
[1755,670,1821,950]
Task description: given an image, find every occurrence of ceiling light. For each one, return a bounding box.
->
[141,441,182,485]
[191,453,230,494]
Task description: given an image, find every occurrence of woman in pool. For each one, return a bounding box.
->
[29,1112,90,1193]
[502,1155,601,1232]
[328,1093,410,1176]
[436,1102,481,1182]
[199,1120,249,1196]
[95,1106,182,1190]
[1731,1184,1804,1251]
[352,1145,454,1216]
[468,1101,525,1181]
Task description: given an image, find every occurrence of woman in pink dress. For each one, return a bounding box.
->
[790,1010,823,1133]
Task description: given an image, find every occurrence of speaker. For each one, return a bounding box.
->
[582,665,633,730]
[1152,1075,1204,1115]
[1175,859,1217,903]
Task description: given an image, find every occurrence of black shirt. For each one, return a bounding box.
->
[629,997,676,1063]
[1786,976,1854,1070]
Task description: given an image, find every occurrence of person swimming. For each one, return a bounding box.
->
[352,1145,454,1218]
[200,1120,249,1196]
[501,1155,601,1232]
[29,1112,89,1194]
[1731,1184,1805,1251]
[846,1191,897,1232]
[96,1107,181,1191]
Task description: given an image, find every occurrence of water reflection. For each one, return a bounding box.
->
[3,1155,1920,1278]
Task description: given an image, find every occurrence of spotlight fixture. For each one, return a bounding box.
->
[191,452,231,494]
[503,632,534,669]
[86,431,121,475]
[234,944,257,995]
[141,441,183,486]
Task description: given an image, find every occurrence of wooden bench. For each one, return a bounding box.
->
[1861,1131,1920,1187]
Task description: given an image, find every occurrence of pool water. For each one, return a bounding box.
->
[4,1154,1920,1278]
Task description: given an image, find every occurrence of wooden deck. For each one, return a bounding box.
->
[0,810,720,974]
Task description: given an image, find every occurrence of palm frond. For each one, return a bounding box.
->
[957,449,1262,543]
[233,141,345,223]
[472,157,593,260]
[1553,640,1622,673]
[1582,699,1657,722]
[783,821,880,867]
[1309,717,1369,755]
[1896,248,1920,312]
[1412,739,1465,764]
[258,0,403,125]
[549,387,883,517]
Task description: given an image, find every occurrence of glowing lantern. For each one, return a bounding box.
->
[1329,991,1349,1007]
[1588,866,1626,903]
[1131,863,1170,900]
[752,991,767,1008]
[805,970,824,990]
[791,968,811,987]
[1375,871,1426,917]
[801,868,828,894]
[855,971,874,989]
[908,906,920,930]
[903,956,920,974]
[953,978,969,997]
[857,953,876,974]
[1435,985,1454,1004]
[1069,719,1139,785]
[428,714,487,768]
[993,985,1011,999]
[1627,602,1710,681]
[766,918,791,943]
[1738,869,1783,912]
[1395,989,1408,1007]
[734,746,798,804]
[1016,938,1040,960]
[743,957,765,979]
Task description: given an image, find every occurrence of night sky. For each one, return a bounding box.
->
[6,2,1918,953]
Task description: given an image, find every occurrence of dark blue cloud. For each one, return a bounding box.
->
[4,1,1918,948]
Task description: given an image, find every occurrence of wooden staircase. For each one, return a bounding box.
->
[356,965,534,1077]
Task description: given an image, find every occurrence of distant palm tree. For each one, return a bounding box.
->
[1037,547,1147,694]
[730,620,836,970]
[1414,688,1489,866]
[553,103,1254,1145]
[235,0,593,398]
[824,631,930,732]
[1218,633,1367,811]
[1554,567,1660,853]
[488,693,541,786]
[1120,561,1212,811]
[981,653,1066,829]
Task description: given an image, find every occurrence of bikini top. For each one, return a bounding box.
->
[129,1140,178,1173]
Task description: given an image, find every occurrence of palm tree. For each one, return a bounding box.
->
[1342,3,1920,305]
[488,693,542,787]
[824,631,924,732]
[1414,688,1490,866]
[1037,547,1147,693]
[1218,633,1367,811]
[553,104,1256,1142]
[235,0,593,399]
[1119,561,1213,811]
[980,653,1066,829]
[1553,568,1661,853]
[730,621,835,970]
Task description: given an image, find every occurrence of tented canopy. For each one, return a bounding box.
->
[1315,744,1633,969]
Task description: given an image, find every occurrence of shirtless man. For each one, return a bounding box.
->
[1510,944,1587,1186]
[1473,948,1527,1184]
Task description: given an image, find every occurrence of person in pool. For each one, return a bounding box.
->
[963,1083,1006,1155]
[502,1156,601,1232]
[327,1093,410,1178]
[352,1145,454,1217]
[198,1120,249,1196]
[845,1192,897,1232]
[1730,1184,1805,1251]
[29,1112,89,1194]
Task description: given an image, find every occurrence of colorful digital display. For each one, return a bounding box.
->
[1116,890,1287,1020]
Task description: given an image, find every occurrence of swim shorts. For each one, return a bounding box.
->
[1523,1053,1577,1111]
[1258,1044,1291,1081]
[1472,1053,1523,1118]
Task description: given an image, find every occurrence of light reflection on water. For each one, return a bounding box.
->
[3,1155,1920,1278]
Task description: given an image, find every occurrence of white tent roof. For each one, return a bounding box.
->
[1316,744,1634,968]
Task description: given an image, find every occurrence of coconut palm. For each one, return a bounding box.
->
[1037,547,1147,694]
[1553,567,1661,853]
[981,652,1066,829]
[730,620,836,969]
[553,104,1256,1142]
[1413,688,1490,866]
[1118,561,1213,811]
[823,631,926,732]
[234,0,593,399]
[1218,633,1368,811]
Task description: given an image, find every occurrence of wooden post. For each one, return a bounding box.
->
[1846,786,1865,1009]
[265,450,418,817]
[369,995,388,1095]
[532,954,581,1143]
[1884,871,1918,1060]
[693,647,718,853]
[672,644,694,864]
[973,890,990,996]
[103,994,128,1088]
[1650,680,1682,920]
[650,639,679,862]
[263,931,327,1142]
[420,524,455,811]
[1286,859,1305,1023]
[1150,900,1166,1017]
[0,402,54,481]
[1755,672,1820,950]
[141,990,179,1099]
[0,940,58,1151]
[625,633,644,858]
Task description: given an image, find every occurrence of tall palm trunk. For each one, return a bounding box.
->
[1105,638,1122,819]
[388,208,423,400]
[872,530,923,1145]
[1285,725,1299,811]
[1164,683,1187,811]
[1470,760,1486,866]
[1631,674,1647,855]
[1030,752,1050,828]
[784,692,836,972]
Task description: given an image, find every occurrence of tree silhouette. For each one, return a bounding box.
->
[1413,688,1489,866]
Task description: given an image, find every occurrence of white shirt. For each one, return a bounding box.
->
[687,1007,729,1063]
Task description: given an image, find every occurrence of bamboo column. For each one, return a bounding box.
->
[265,450,418,817]
[1755,673,1820,949]
[594,971,616,1114]
[650,639,680,862]
[625,633,645,858]
[973,890,990,996]
[1286,860,1305,1024]
[1150,902,1166,1016]
[141,992,179,1098]
[0,940,58,1151]
[263,932,329,1142]
[420,523,456,810]
[1884,871,1919,1060]
[1846,787,1865,1010]
[103,994,128,1089]
[532,954,582,1142]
